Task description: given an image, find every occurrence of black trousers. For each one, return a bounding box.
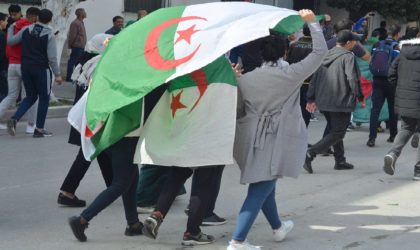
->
[300,84,311,127]
[191,165,225,217]
[309,111,351,163]
[155,165,222,235]
[60,147,113,194]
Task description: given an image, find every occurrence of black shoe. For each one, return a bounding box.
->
[334,162,354,170]
[413,163,420,181]
[303,153,314,174]
[202,213,227,226]
[387,136,395,143]
[58,193,86,207]
[142,212,163,239]
[367,138,375,147]
[383,153,397,176]
[411,133,419,148]
[182,231,216,246]
[7,118,17,136]
[68,216,88,242]
[124,222,144,236]
[321,147,333,156]
[33,128,53,138]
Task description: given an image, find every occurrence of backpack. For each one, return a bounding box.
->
[369,40,398,77]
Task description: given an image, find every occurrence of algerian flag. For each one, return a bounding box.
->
[135,56,236,166]
[78,2,318,160]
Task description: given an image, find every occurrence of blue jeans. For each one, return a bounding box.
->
[81,137,139,225]
[232,180,281,242]
[369,77,397,139]
[66,47,84,81]
[13,66,52,129]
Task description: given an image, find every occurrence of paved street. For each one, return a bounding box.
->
[0,116,419,250]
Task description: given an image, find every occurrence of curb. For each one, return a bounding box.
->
[2,105,72,122]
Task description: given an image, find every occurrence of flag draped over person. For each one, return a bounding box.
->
[69,2,320,162]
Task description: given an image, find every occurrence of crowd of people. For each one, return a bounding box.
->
[0,3,419,250]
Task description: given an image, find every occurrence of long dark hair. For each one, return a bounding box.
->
[260,34,286,64]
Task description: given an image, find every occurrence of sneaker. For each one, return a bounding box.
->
[387,136,395,143]
[142,212,163,239]
[0,122,6,130]
[383,153,397,176]
[413,164,420,181]
[227,240,261,250]
[182,231,215,246]
[347,123,355,132]
[25,124,35,134]
[7,118,17,136]
[202,213,227,226]
[303,152,314,174]
[366,138,375,147]
[411,133,419,148]
[273,220,294,242]
[33,128,53,138]
[377,126,385,133]
[58,193,86,207]
[124,222,144,236]
[68,216,88,242]
[137,206,155,214]
[334,162,354,170]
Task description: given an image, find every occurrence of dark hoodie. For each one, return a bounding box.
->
[389,38,420,119]
[307,46,362,112]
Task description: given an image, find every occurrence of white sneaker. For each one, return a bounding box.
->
[0,123,6,130]
[26,124,35,134]
[227,240,261,250]
[136,206,155,214]
[273,220,294,242]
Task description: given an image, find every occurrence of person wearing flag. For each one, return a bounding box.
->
[229,9,328,250]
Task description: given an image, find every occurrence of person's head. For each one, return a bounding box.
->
[336,29,359,50]
[380,21,387,28]
[38,9,52,24]
[361,20,368,28]
[260,34,286,64]
[388,24,401,40]
[302,24,311,37]
[112,16,124,29]
[75,8,86,20]
[8,4,21,21]
[26,7,40,23]
[406,27,420,39]
[137,9,148,19]
[334,19,354,34]
[371,30,380,38]
[0,12,8,30]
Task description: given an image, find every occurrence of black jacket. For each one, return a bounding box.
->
[389,39,420,119]
[287,36,313,82]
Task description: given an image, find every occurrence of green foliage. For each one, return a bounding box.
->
[326,0,420,21]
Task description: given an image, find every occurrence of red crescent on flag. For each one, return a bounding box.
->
[188,69,208,113]
[145,16,207,70]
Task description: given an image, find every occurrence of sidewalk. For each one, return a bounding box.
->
[0,117,419,250]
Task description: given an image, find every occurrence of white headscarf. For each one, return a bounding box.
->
[71,33,113,86]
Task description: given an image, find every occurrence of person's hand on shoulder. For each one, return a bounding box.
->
[299,9,316,23]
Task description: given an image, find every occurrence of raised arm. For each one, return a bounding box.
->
[7,23,27,46]
[283,10,328,84]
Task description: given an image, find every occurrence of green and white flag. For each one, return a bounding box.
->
[72,2,315,161]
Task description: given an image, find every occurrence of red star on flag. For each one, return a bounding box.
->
[175,24,200,44]
[171,91,187,118]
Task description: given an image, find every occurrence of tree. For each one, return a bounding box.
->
[326,0,420,22]
[41,0,86,64]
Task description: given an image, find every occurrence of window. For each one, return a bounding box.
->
[1,0,41,5]
[124,0,164,13]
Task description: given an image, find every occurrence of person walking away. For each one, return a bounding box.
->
[105,16,124,35]
[66,8,87,81]
[367,25,401,147]
[6,9,63,137]
[0,13,8,104]
[383,37,420,180]
[58,34,113,207]
[228,10,328,249]
[0,7,39,134]
[304,30,363,174]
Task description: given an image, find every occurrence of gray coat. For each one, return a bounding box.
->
[234,22,328,184]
